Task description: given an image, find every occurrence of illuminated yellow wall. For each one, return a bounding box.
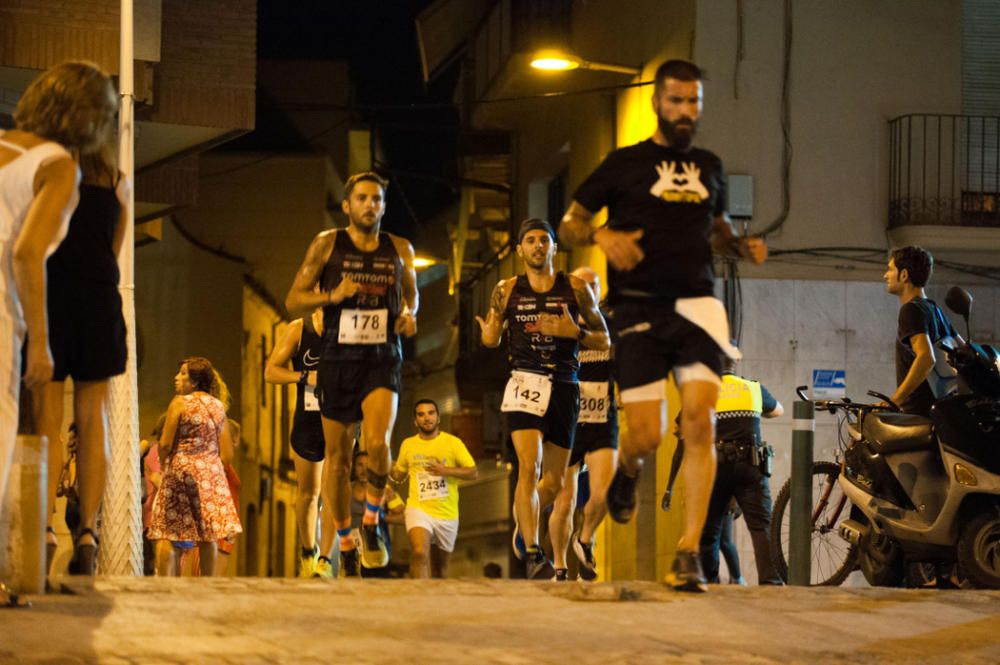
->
[238,285,300,578]
[575,12,697,582]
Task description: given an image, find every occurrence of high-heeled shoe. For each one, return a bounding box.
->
[0,581,30,609]
[46,526,58,574]
[71,528,99,576]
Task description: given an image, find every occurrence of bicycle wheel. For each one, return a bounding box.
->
[771,461,858,586]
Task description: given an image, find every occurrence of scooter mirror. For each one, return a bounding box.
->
[945,287,972,318]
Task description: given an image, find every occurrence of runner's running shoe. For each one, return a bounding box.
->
[340,549,361,578]
[664,549,708,593]
[573,538,598,581]
[313,556,335,579]
[360,523,389,568]
[607,466,640,523]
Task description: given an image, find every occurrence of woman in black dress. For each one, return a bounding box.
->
[35,139,128,577]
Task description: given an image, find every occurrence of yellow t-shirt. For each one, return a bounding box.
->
[397,431,475,521]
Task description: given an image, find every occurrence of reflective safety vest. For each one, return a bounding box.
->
[716,374,763,419]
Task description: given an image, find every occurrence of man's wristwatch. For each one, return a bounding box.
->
[298,370,309,385]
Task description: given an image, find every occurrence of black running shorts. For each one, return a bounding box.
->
[607,300,724,392]
[290,411,325,462]
[317,352,402,424]
[570,420,619,468]
[506,379,579,450]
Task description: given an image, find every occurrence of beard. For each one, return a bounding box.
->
[526,254,550,270]
[417,421,438,434]
[658,114,696,151]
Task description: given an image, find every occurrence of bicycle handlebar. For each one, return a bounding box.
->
[794,385,899,415]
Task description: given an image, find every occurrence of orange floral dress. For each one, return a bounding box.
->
[147,393,242,542]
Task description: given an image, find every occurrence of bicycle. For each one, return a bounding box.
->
[770,387,900,585]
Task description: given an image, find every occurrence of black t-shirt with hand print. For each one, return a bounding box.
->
[573,139,727,302]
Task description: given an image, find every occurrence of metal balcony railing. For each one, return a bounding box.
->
[889,114,1000,228]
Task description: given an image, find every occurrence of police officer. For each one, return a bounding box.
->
[699,356,783,585]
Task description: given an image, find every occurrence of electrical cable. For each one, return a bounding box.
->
[200,115,353,180]
[275,79,655,113]
[760,0,793,238]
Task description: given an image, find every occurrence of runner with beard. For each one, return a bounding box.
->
[557,60,768,591]
[285,172,418,577]
[477,219,609,579]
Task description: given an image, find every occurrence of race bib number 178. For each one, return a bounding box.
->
[338,308,388,344]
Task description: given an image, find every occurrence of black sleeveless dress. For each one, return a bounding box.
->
[47,183,127,381]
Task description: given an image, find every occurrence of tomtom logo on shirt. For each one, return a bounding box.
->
[649,160,709,204]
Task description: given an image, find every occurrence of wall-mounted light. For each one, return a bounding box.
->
[413,256,438,269]
[529,49,640,76]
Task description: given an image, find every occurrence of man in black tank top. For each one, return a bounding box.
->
[285,172,418,576]
[476,219,609,579]
[548,267,619,582]
[557,60,769,592]
[265,307,342,578]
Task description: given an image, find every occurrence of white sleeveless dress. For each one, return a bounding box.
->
[0,130,77,504]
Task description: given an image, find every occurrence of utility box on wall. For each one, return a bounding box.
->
[727,174,753,220]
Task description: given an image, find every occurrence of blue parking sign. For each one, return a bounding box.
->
[812,369,846,398]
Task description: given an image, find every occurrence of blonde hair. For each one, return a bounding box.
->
[211,369,232,412]
[13,61,118,154]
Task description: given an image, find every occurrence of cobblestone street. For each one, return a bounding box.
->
[2,577,999,664]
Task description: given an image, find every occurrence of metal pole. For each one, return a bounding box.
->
[101,0,143,576]
[789,399,814,585]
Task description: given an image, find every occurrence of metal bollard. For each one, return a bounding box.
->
[789,399,814,586]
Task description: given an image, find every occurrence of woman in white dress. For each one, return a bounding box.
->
[0,61,117,608]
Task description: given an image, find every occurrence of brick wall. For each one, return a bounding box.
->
[150,0,255,129]
[0,0,256,130]
[0,0,120,72]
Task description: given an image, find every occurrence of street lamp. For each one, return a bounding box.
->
[529,49,640,76]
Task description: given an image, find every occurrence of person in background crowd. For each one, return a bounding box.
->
[1,61,117,608]
[32,133,129,578]
[147,358,241,577]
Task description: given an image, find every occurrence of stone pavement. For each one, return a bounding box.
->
[1,577,999,664]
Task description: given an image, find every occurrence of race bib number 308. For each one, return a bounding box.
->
[501,370,552,417]
[338,308,388,344]
[578,381,609,423]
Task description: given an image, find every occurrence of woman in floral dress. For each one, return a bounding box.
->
[148,357,241,576]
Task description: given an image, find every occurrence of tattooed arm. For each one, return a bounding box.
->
[285,230,351,318]
[475,278,512,348]
[570,275,610,351]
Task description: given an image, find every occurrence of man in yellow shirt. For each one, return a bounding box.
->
[391,399,478,578]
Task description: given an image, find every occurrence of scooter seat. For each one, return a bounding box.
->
[863,412,935,454]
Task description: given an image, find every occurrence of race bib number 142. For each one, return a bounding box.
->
[501,370,552,417]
